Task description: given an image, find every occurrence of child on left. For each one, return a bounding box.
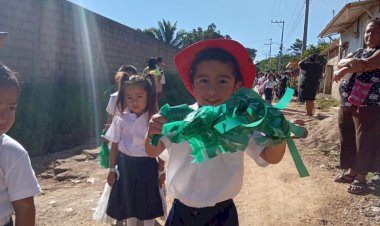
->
[103,73,164,226]
[0,62,41,226]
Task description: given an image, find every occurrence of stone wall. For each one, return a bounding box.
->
[0,0,179,84]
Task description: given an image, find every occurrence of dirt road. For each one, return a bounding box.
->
[31,102,379,226]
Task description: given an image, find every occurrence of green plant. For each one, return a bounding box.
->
[8,77,110,156]
[315,98,339,111]
[159,72,194,106]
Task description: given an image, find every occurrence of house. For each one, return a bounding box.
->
[319,0,380,100]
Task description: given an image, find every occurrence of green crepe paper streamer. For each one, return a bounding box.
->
[99,131,110,168]
[287,137,309,177]
[151,88,309,177]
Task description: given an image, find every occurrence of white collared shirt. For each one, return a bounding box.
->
[0,135,41,220]
[106,92,119,115]
[104,110,149,157]
[159,103,268,208]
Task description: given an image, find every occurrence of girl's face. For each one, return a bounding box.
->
[192,60,241,106]
[0,86,18,136]
[364,22,380,48]
[124,85,148,117]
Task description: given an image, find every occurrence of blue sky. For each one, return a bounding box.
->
[67,0,351,62]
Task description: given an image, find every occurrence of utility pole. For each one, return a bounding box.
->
[264,38,273,60]
[302,0,310,55]
[271,20,285,72]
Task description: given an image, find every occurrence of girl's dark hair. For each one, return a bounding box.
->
[368,18,380,27]
[0,61,20,95]
[147,57,157,70]
[190,48,242,84]
[156,57,163,64]
[116,73,157,116]
[115,65,138,88]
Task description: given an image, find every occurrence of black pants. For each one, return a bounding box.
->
[165,199,238,226]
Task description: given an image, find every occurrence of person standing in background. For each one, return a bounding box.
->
[298,54,323,116]
[156,57,166,99]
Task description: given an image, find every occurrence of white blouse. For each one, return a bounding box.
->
[104,111,149,157]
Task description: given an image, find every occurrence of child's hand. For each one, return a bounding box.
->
[107,172,116,186]
[147,113,167,138]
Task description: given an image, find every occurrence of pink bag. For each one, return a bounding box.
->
[348,79,374,107]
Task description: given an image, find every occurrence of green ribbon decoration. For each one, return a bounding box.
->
[99,131,110,168]
[151,88,309,177]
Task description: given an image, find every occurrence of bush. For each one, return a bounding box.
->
[159,72,194,107]
[8,77,111,156]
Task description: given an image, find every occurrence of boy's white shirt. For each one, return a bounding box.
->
[159,103,268,208]
[0,134,41,221]
[104,111,150,157]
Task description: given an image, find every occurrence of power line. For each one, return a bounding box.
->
[284,1,304,43]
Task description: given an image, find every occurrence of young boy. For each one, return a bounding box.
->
[0,62,41,226]
[145,39,286,226]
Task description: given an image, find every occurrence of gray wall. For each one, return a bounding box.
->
[0,0,179,84]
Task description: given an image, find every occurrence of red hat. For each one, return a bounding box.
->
[175,39,256,96]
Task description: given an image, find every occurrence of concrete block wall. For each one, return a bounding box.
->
[0,0,179,84]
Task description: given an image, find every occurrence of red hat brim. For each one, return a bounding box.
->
[175,39,256,96]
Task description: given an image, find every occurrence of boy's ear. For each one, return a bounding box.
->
[234,81,242,91]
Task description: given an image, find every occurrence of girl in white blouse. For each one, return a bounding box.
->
[104,73,164,226]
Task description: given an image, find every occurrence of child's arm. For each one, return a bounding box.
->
[145,113,167,158]
[259,141,286,164]
[12,196,36,226]
[107,142,119,186]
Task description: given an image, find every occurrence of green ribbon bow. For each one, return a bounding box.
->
[152,88,309,177]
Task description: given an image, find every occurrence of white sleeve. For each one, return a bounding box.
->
[106,95,118,115]
[6,153,41,201]
[103,116,122,143]
[158,136,171,162]
[245,132,269,167]
[160,74,166,84]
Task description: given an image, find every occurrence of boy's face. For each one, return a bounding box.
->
[192,60,241,106]
[0,86,18,136]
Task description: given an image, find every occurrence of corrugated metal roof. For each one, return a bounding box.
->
[319,0,379,37]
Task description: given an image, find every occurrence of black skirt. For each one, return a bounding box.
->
[106,153,163,220]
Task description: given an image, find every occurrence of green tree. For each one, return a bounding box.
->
[287,38,303,56]
[301,39,329,65]
[246,48,257,60]
[141,20,186,48]
[180,23,231,48]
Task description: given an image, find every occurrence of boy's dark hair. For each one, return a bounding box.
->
[0,61,20,95]
[189,48,242,85]
[116,73,157,116]
[148,57,157,70]
[156,57,163,64]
